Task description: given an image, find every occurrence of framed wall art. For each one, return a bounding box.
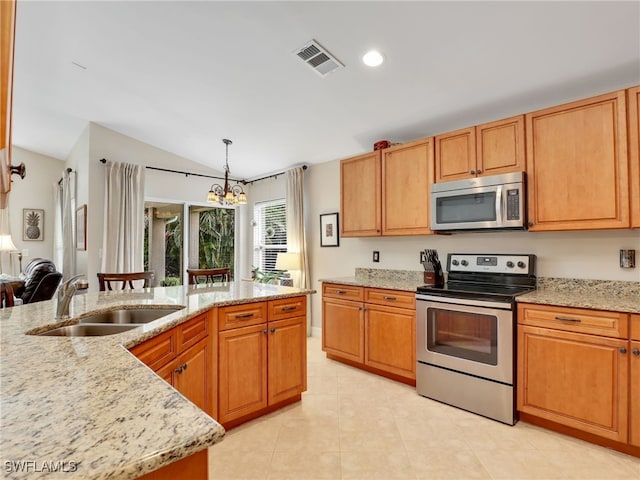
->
[23,209,44,241]
[76,205,87,251]
[320,212,339,247]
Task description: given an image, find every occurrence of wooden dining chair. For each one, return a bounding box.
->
[186,268,230,285]
[0,283,14,308]
[97,272,155,291]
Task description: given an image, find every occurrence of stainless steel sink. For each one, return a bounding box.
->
[33,306,184,336]
[77,306,183,325]
[36,324,139,336]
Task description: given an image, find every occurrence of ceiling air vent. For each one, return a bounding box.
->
[294,39,344,77]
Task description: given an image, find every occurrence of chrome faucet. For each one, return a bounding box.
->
[56,274,85,320]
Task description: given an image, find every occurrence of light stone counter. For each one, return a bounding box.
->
[0,281,315,480]
[516,277,640,314]
[319,268,425,292]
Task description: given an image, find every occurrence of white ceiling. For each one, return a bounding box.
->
[12,1,640,180]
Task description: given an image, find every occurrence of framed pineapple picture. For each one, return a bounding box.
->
[23,209,44,241]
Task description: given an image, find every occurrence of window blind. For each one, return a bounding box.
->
[253,199,287,273]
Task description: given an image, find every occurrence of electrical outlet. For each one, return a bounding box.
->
[373,251,380,263]
[420,251,426,263]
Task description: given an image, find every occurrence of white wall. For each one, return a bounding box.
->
[8,147,65,273]
[305,159,640,335]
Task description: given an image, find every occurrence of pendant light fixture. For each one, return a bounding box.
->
[207,139,247,206]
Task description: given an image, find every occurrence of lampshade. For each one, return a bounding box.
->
[0,234,17,252]
[275,252,300,271]
[207,139,248,206]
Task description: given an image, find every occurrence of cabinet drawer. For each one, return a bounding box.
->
[322,283,364,301]
[178,312,209,352]
[631,314,640,341]
[518,303,628,338]
[218,301,267,331]
[365,288,415,309]
[130,329,177,371]
[269,296,307,321]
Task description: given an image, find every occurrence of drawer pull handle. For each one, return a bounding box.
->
[554,316,581,323]
[281,306,297,311]
[335,290,347,294]
[620,347,627,354]
[235,313,254,319]
[383,296,397,300]
[633,349,640,356]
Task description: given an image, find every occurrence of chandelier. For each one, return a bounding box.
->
[207,139,247,205]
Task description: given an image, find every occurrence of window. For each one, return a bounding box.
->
[188,205,235,278]
[253,199,287,273]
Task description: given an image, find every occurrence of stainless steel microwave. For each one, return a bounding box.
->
[430,172,526,232]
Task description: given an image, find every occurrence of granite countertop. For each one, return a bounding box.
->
[319,268,425,292]
[0,281,315,480]
[320,268,640,315]
[516,277,640,314]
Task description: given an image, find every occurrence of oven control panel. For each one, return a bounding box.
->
[448,254,533,275]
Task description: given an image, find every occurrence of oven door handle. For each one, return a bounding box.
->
[416,294,513,310]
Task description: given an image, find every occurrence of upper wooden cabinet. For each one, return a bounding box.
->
[340,138,434,237]
[526,90,629,231]
[382,138,434,235]
[435,115,525,182]
[340,151,381,237]
[627,87,640,228]
[1,0,17,204]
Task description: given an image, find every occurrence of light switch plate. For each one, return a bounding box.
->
[373,251,380,263]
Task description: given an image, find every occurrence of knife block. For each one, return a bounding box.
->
[424,265,445,287]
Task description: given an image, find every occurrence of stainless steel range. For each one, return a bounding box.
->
[416,253,536,425]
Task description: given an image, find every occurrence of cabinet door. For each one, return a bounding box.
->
[517,325,629,442]
[1,0,16,201]
[382,138,434,235]
[322,298,364,363]
[526,90,629,231]
[129,328,177,371]
[340,151,381,236]
[365,304,415,380]
[627,86,640,228]
[174,337,212,415]
[268,316,306,405]
[218,323,268,424]
[435,127,476,182]
[476,115,525,176]
[630,340,640,447]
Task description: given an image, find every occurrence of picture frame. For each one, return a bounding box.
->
[76,205,87,251]
[23,208,44,241]
[320,212,339,247]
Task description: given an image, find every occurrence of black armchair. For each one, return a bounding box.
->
[16,258,63,304]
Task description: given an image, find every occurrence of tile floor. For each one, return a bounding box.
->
[209,337,640,480]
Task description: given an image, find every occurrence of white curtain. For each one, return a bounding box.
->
[285,167,311,333]
[54,169,75,280]
[101,161,145,272]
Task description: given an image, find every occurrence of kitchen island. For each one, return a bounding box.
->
[0,281,314,479]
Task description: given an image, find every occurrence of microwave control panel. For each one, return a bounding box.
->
[448,254,533,275]
[506,189,520,220]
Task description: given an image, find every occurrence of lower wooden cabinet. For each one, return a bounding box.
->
[131,311,213,416]
[322,297,364,363]
[518,303,638,453]
[322,283,415,383]
[365,303,415,379]
[630,314,640,447]
[217,298,307,425]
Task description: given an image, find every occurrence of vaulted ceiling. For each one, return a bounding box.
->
[12,1,640,179]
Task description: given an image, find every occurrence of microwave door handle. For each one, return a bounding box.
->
[495,185,503,224]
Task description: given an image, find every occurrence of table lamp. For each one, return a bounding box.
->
[275,252,300,287]
[0,234,17,274]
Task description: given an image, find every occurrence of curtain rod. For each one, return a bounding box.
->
[98,158,307,185]
[57,167,73,185]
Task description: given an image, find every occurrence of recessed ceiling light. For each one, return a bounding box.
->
[362,50,384,67]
